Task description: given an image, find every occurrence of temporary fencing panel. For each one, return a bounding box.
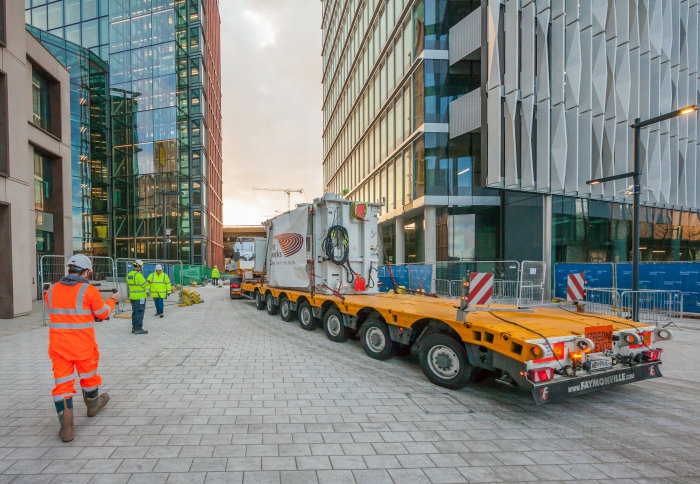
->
[39,255,117,325]
[378,264,433,293]
[554,263,615,299]
[616,263,700,314]
[433,261,520,300]
[519,261,546,304]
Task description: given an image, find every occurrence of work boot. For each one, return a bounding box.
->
[133,329,148,334]
[56,398,74,442]
[82,389,110,417]
[159,314,163,318]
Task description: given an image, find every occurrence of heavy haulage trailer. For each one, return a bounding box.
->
[241,195,673,404]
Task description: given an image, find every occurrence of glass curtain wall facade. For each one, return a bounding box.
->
[26,0,223,267]
[28,26,111,256]
[322,0,486,264]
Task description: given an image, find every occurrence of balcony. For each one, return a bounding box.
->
[449,89,481,139]
[449,6,481,66]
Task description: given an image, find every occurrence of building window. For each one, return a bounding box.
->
[31,65,60,136]
[0,70,7,177]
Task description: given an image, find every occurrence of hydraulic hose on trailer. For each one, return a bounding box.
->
[322,225,357,283]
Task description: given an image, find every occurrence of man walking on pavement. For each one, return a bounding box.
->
[212,265,220,287]
[126,260,149,334]
[147,264,172,318]
[45,254,119,442]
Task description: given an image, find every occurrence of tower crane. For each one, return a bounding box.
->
[253,187,304,211]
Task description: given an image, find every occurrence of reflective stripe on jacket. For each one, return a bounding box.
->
[212,268,220,278]
[45,281,115,360]
[127,270,149,300]
[147,271,171,298]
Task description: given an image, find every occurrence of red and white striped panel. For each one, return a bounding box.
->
[469,272,494,305]
[566,272,586,301]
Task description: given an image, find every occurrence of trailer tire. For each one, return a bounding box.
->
[360,318,393,360]
[419,334,472,390]
[279,296,296,322]
[265,293,279,315]
[298,302,317,331]
[323,308,348,343]
[254,291,266,310]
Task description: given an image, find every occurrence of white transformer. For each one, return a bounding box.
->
[264,194,381,295]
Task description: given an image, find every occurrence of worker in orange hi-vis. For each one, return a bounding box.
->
[44,254,121,442]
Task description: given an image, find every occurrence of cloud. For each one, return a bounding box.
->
[220,0,323,226]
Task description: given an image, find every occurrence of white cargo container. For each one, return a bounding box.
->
[264,194,381,295]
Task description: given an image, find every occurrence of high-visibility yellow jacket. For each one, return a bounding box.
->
[212,268,220,278]
[126,270,149,300]
[147,271,172,298]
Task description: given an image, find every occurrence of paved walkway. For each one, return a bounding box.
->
[1,286,699,483]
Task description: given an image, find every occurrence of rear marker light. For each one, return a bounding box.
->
[642,349,662,361]
[630,332,652,349]
[528,367,554,383]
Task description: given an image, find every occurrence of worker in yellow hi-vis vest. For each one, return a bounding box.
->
[147,264,172,318]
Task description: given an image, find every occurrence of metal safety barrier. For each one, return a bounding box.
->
[39,255,118,326]
[619,290,683,328]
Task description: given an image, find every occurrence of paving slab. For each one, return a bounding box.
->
[0,286,699,483]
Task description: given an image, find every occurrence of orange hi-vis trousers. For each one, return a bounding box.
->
[51,347,102,401]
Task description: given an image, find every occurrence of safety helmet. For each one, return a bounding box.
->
[134,259,144,267]
[66,254,92,271]
[155,264,163,271]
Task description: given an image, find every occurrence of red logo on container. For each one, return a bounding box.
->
[274,233,304,257]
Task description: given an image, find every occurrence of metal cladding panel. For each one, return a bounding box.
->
[504,91,519,187]
[521,95,536,189]
[504,0,520,94]
[521,3,536,98]
[487,86,504,187]
[449,89,481,138]
[449,6,481,65]
[550,15,566,106]
[483,0,700,210]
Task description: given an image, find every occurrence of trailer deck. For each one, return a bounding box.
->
[240,282,672,403]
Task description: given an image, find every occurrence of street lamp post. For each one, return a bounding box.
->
[587,105,698,321]
[162,190,180,261]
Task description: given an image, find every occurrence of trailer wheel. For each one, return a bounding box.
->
[323,308,348,343]
[360,318,393,360]
[298,302,317,331]
[279,296,296,322]
[419,334,472,389]
[254,291,266,310]
[265,293,279,315]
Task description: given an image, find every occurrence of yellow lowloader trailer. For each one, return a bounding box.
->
[241,282,672,404]
[246,194,672,404]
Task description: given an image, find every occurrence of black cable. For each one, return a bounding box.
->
[322,225,349,265]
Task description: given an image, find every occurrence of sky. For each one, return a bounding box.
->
[219,0,323,226]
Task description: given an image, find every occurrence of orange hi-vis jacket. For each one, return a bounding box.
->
[45,276,116,360]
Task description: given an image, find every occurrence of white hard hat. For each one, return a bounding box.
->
[155,264,163,270]
[66,254,92,271]
[134,259,144,267]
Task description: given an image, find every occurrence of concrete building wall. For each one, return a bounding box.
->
[0,1,71,318]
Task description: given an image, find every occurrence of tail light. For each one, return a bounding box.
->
[231,283,240,288]
[630,332,652,349]
[533,342,565,363]
[642,349,662,361]
[528,367,554,383]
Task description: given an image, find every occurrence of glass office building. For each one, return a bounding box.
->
[26,0,223,267]
[323,0,700,291]
[28,25,111,256]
